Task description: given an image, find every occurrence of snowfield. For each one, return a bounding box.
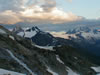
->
[17,27,37,38]
[35,45,54,51]
[24,30,37,38]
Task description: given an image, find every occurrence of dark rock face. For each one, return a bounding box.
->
[0,26,99,75]
[31,31,56,46]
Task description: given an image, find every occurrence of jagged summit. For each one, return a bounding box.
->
[12,26,41,37]
[12,26,57,46]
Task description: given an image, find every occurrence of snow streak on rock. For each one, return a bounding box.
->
[47,66,58,75]
[66,67,80,75]
[6,49,36,75]
[35,45,54,51]
[56,55,64,64]
[9,35,15,40]
[0,68,25,75]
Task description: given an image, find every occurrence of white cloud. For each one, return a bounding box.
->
[0,0,26,12]
[0,0,84,24]
[41,0,56,12]
[0,10,22,24]
[67,0,72,2]
[20,6,83,24]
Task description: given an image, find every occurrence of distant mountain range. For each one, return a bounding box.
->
[12,26,77,47]
[12,26,100,64]
[66,27,100,57]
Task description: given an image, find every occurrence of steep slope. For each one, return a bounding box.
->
[0,25,100,75]
[48,26,100,64]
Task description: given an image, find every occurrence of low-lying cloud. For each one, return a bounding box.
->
[48,31,77,39]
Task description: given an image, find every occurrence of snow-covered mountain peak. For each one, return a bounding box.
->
[12,26,41,38]
[66,27,100,40]
[67,27,91,34]
[12,26,58,46]
[25,26,41,33]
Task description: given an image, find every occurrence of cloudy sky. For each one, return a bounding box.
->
[0,0,100,25]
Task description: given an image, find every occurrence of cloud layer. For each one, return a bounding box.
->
[0,10,22,24]
[20,6,83,24]
[49,31,77,39]
[67,0,72,3]
[0,0,26,12]
[0,0,84,24]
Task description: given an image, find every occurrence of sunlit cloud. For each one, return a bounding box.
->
[0,10,22,24]
[20,6,83,24]
[0,0,84,24]
[48,31,77,39]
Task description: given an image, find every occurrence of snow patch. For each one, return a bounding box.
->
[35,45,54,51]
[47,66,58,75]
[17,32,24,37]
[9,35,15,40]
[91,66,100,72]
[0,68,25,75]
[24,30,36,38]
[66,66,80,75]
